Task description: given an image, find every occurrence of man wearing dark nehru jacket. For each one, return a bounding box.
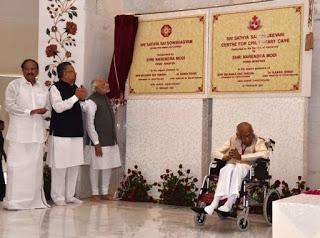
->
[48,62,87,206]
[85,78,121,201]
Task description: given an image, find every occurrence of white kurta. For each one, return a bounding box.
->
[47,85,85,169]
[84,99,121,170]
[5,78,49,143]
[4,77,50,210]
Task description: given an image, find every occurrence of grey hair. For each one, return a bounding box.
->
[91,80,99,92]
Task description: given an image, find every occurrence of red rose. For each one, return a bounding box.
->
[65,21,77,35]
[45,44,58,57]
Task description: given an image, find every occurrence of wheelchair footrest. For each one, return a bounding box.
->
[215,208,237,218]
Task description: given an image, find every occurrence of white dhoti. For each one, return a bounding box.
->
[84,145,121,195]
[47,136,84,203]
[215,163,250,198]
[4,142,49,210]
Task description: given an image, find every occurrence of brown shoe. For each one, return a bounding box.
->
[100,194,114,201]
[91,195,101,202]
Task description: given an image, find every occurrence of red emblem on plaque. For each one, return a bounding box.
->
[161,25,172,37]
[248,15,262,31]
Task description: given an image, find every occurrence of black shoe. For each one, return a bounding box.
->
[215,208,237,218]
[191,207,208,214]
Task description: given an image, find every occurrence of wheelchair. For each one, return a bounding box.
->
[194,139,280,231]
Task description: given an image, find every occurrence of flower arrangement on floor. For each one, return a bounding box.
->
[271,176,310,198]
[156,164,198,206]
[117,165,155,202]
[248,176,310,213]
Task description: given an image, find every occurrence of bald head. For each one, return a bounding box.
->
[92,78,110,95]
[237,122,253,133]
[236,122,255,146]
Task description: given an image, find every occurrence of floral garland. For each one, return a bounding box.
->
[44,0,78,81]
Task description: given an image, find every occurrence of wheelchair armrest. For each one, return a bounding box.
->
[251,157,270,180]
[254,157,270,165]
[209,158,226,176]
[211,158,226,167]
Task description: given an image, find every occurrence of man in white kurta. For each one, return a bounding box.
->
[85,79,121,201]
[4,59,50,210]
[47,62,87,206]
[192,122,269,215]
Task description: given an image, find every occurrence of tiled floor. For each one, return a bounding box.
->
[0,200,272,238]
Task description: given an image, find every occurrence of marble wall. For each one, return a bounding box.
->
[124,0,264,14]
[126,99,209,196]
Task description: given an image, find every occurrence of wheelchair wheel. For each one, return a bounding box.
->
[263,189,281,225]
[194,212,206,226]
[237,216,249,231]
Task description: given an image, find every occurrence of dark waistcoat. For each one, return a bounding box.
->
[86,92,116,146]
[50,80,83,137]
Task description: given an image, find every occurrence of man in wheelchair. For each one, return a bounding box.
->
[192,122,270,216]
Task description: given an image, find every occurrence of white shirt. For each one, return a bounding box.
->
[5,77,49,143]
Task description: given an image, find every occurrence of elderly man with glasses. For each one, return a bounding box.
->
[192,122,269,215]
